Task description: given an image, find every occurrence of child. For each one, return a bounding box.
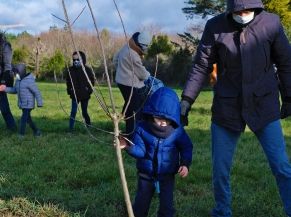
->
[120,87,193,217]
[6,63,43,136]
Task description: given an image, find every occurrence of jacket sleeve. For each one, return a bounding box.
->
[28,81,43,107]
[3,42,12,72]
[272,21,291,98]
[65,68,72,95]
[126,129,147,159]
[270,19,291,118]
[0,42,13,85]
[87,67,95,87]
[182,20,218,104]
[5,86,17,94]
[176,129,193,168]
[132,52,150,81]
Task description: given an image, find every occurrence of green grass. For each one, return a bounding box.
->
[0,83,290,217]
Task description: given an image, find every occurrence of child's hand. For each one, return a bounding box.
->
[178,166,189,178]
[0,85,6,92]
[118,136,129,149]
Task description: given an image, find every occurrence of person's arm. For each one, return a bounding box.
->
[87,67,95,87]
[131,51,150,81]
[5,86,17,94]
[0,42,13,86]
[28,80,43,107]
[65,67,73,95]
[176,129,193,170]
[126,129,147,159]
[182,21,217,102]
[270,18,291,118]
[180,20,218,125]
[4,79,18,94]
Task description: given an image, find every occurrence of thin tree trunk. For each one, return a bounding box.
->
[113,114,134,217]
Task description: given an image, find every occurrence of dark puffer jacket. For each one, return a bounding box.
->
[127,87,193,177]
[66,52,95,102]
[182,0,291,132]
[0,34,13,86]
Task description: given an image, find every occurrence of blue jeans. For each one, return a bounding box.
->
[19,109,38,135]
[69,99,90,130]
[0,92,16,130]
[133,175,175,217]
[211,120,291,217]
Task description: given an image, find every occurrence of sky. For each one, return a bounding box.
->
[0,0,201,35]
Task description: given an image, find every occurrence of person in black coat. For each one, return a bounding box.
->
[66,51,95,131]
[180,0,291,216]
[0,33,16,131]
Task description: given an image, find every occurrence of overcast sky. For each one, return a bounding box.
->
[0,0,201,35]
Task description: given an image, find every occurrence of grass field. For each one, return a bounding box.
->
[0,82,290,217]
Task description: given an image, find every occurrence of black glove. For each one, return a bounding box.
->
[1,70,14,87]
[180,100,191,126]
[281,101,291,119]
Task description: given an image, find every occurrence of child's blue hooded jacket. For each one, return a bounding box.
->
[127,87,193,177]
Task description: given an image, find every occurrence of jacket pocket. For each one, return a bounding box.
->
[253,86,279,116]
[212,90,241,120]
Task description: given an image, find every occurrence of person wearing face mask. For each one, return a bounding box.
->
[113,31,152,138]
[66,51,95,132]
[180,0,291,216]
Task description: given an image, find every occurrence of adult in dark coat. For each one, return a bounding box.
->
[66,51,95,131]
[180,0,291,216]
[0,33,16,131]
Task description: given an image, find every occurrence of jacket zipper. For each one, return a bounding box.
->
[241,25,249,44]
[153,138,160,193]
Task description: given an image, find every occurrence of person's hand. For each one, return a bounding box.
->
[178,166,189,178]
[118,136,129,149]
[2,70,14,87]
[180,100,191,126]
[0,85,7,92]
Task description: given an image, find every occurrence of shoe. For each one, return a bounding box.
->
[34,130,41,137]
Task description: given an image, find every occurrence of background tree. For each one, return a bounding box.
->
[40,49,65,79]
[147,34,173,58]
[12,45,30,64]
[264,0,291,39]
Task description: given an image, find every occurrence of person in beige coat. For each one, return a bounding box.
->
[113,31,152,137]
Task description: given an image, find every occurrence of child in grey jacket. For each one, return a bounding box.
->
[6,63,43,136]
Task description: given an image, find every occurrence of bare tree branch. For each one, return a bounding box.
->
[71,6,86,26]
[86,0,116,114]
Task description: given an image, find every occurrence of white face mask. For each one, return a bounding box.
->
[232,11,255,24]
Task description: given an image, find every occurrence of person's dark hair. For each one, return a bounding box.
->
[132,32,140,45]
[73,51,86,65]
